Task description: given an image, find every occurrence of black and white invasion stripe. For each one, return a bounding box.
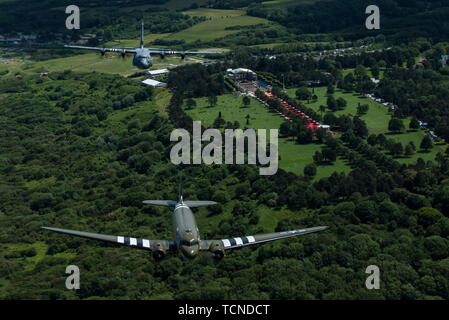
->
[117,236,151,249]
[221,236,255,248]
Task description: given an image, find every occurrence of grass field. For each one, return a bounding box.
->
[17,52,205,77]
[287,86,444,163]
[186,94,351,179]
[262,0,320,7]
[166,9,272,43]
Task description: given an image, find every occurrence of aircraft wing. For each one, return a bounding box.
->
[201,226,328,250]
[147,49,221,55]
[41,226,174,251]
[64,45,137,53]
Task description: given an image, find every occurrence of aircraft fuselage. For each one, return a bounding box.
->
[172,198,200,259]
[133,48,153,69]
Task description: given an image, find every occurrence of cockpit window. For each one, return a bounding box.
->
[181,240,198,247]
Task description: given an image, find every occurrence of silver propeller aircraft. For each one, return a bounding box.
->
[42,184,328,260]
[64,22,220,69]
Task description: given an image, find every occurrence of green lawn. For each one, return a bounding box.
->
[186,94,351,179]
[288,87,391,133]
[287,86,444,163]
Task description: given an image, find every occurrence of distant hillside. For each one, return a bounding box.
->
[245,0,449,40]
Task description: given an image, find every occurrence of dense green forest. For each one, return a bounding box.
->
[1,57,449,299]
[1,0,449,301]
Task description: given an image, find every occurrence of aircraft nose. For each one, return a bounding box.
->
[181,246,198,259]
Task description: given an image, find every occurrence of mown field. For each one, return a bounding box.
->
[287,86,444,163]
[185,94,351,179]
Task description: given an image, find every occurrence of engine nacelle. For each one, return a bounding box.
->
[151,242,167,260]
[160,53,165,59]
[180,54,185,60]
[209,240,225,260]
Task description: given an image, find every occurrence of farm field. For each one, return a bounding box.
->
[185,94,351,179]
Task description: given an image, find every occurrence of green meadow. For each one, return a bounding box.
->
[166,10,271,43]
[20,52,204,76]
[287,86,444,163]
[186,94,351,179]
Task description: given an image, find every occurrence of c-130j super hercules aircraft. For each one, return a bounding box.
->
[64,22,220,69]
[42,184,328,260]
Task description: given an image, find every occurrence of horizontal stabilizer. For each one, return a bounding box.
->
[183,200,217,208]
[142,200,177,207]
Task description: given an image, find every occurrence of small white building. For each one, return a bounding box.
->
[227,68,257,81]
[141,79,166,88]
[145,68,170,77]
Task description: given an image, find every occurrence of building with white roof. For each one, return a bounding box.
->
[145,68,170,77]
[141,79,166,88]
[227,68,257,81]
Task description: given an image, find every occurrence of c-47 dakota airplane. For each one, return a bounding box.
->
[64,22,220,69]
[42,185,328,260]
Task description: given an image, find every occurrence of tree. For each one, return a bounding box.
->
[213,117,225,128]
[297,129,313,144]
[315,127,327,143]
[354,64,367,80]
[336,97,347,110]
[409,117,420,130]
[242,96,250,107]
[304,163,317,177]
[313,151,323,164]
[367,134,377,146]
[357,104,369,115]
[327,83,334,95]
[420,135,433,151]
[185,98,196,110]
[353,116,368,137]
[327,95,337,111]
[371,65,380,79]
[388,118,405,133]
[208,94,217,107]
[389,142,403,157]
[296,87,312,100]
[405,143,415,156]
[319,105,326,116]
[280,122,292,137]
[322,148,336,162]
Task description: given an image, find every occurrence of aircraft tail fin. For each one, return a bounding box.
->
[140,21,144,48]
